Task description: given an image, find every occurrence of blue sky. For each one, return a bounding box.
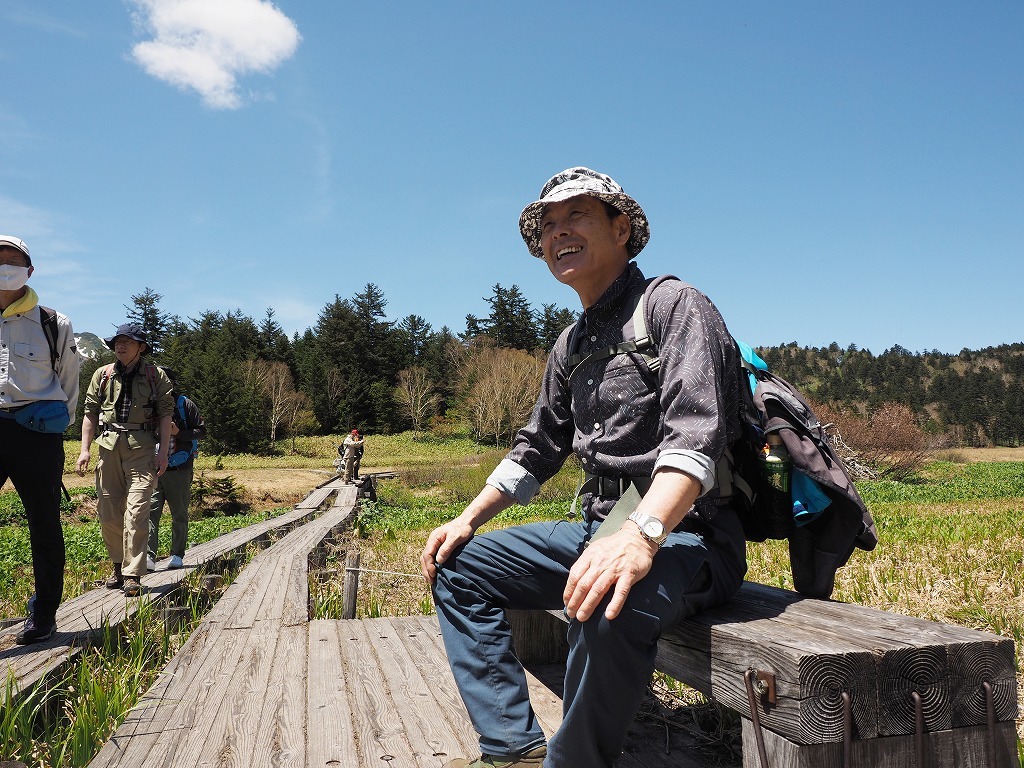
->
[2,1,1021,355]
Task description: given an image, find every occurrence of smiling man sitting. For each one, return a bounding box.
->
[420,168,749,768]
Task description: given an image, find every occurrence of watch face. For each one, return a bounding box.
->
[643,520,664,538]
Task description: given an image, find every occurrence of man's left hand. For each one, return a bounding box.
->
[563,523,658,622]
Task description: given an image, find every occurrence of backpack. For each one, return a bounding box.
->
[167,395,199,468]
[573,275,878,597]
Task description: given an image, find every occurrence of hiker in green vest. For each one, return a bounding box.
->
[76,323,174,597]
[421,168,748,768]
[0,235,80,645]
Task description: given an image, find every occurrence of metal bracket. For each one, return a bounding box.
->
[744,668,777,768]
[752,669,777,707]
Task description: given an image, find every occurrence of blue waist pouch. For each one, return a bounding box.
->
[15,400,71,434]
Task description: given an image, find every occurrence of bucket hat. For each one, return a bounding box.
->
[0,235,31,266]
[104,323,149,351]
[518,167,650,259]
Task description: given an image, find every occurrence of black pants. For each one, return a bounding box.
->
[0,418,66,624]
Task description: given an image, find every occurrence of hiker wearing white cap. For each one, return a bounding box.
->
[421,168,748,768]
[0,235,81,645]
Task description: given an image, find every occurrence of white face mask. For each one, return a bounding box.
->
[0,265,30,291]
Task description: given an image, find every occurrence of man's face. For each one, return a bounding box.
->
[113,336,144,366]
[539,195,631,306]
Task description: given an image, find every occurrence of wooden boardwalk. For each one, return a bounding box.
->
[84,479,708,768]
[0,477,345,699]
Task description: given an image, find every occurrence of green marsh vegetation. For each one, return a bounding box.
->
[3,434,1021,762]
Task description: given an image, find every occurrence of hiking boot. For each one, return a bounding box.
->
[15,615,56,645]
[105,563,123,589]
[443,746,546,768]
[168,555,184,569]
[123,578,142,597]
[146,555,156,572]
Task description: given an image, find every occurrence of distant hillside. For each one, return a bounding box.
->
[757,341,1024,447]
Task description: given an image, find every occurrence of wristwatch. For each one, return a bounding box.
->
[627,511,668,548]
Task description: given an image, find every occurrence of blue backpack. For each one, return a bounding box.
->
[167,395,199,468]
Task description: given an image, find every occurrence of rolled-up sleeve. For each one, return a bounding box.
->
[486,458,542,505]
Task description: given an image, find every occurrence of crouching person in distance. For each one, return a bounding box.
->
[76,324,174,597]
[420,168,748,768]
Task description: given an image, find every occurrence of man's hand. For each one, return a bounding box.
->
[420,518,476,585]
[563,523,658,622]
[155,451,168,477]
[75,449,91,476]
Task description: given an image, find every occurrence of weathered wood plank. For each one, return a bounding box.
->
[335,617,416,765]
[379,616,479,757]
[181,625,281,766]
[251,623,307,767]
[88,620,236,766]
[363,616,466,763]
[743,718,1020,768]
[307,620,360,768]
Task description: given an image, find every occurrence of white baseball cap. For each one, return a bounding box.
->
[0,235,31,265]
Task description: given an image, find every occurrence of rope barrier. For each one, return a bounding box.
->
[344,566,423,580]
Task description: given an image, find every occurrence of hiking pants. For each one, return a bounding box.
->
[432,512,746,768]
[96,437,157,579]
[148,464,193,559]
[0,418,65,625]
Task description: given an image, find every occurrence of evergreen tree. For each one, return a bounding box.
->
[481,284,539,351]
[125,287,171,355]
[258,307,292,365]
[537,303,578,351]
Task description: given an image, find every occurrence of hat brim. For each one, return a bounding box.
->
[519,190,650,260]
[104,335,149,352]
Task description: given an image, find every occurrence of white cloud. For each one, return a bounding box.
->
[128,0,301,110]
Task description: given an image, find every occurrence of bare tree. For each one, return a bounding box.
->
[240,359,302,442]
[283,390,316,452]
[263,362,298,442]
[462,346,544,445]
[395,366,441,436]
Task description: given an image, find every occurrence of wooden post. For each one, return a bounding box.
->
[341,550,360,619]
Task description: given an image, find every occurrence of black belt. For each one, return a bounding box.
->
[581,473,653,499]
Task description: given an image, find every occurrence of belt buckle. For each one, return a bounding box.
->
[599,476,624,498]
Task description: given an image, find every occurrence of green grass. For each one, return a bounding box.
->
[16,434,1022,762]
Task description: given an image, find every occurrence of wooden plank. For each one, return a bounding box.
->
[380,616,480,757]
[364,616,466,762]
[251,624,307,767]
[335,617,416,766]
[179,624,281,767]
[743,718,1020,768]
[307,620,360,768]
[88,620,238,766]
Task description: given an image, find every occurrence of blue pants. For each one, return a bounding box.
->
[433,512,746,768]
